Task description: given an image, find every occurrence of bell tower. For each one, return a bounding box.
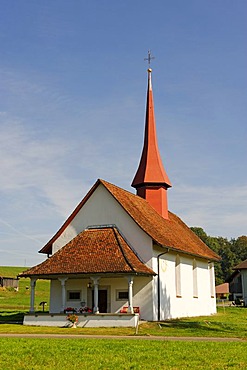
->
[132,65,171,219]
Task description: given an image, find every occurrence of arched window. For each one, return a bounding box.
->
[175,255,181,297]
[193,259,198,298]
[209,262,215,298]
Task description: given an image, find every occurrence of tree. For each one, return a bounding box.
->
[231,236,247,266]
[190,228,247,285]
[191,227,224,285]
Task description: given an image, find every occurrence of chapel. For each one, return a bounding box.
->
[21,63,220,326]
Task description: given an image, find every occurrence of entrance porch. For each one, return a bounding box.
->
[23,274,152,326]
[29,275,136,314]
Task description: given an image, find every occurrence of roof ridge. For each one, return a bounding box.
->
[39,178,220,261]
[101,180,220,261]
[112,227,136,273]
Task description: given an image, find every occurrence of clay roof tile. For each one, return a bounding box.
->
[21,226,155,277]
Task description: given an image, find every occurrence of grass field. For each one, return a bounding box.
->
[1,306,247,338]
[1,267,247,369]
[0,266,27,278]
[0,266,50,311]
[0,337,247,370]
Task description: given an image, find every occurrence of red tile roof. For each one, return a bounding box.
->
[215,283,229,294]
[102,180,220,261]
[234,259,247,270]
[21,226,155,277]
[39,179,220,261]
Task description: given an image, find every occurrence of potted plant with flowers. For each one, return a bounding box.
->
[66,313,78,328]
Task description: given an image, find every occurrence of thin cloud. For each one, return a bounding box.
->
[170,184,247,238]
[0,219,44,245]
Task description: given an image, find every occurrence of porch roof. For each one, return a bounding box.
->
[20,226,155,278]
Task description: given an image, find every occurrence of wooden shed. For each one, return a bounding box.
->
[0,276,19,290]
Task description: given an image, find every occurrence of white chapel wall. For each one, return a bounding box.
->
[50,278,89,314]
[152,248,217,320]
[52,184,153,265]
[50,279,61,313]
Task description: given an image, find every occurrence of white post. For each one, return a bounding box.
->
[30,278,37,313]
[91,277,100,314]
[128,276,134,313]
[58,277,68,313]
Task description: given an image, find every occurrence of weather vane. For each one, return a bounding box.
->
[144,50,155,67]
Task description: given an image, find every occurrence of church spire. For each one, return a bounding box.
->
[131,66,172,219]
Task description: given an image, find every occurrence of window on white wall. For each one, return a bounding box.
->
[175,255,182,297]
[193,259,198,298]
[67,291,81,301]
[209,262,215,298]
[116,290,129,301]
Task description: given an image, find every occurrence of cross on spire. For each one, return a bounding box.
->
[144,50,155,67]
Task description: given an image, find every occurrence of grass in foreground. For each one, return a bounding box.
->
[0,307,247,339]
[0,338,247,370]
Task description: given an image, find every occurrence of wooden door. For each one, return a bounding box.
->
[92,289,108,313]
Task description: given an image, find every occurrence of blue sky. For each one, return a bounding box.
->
[0,1,246,266]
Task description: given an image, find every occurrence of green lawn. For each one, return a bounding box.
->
[1,267,247,369]
[0,266,50,311]
[0,338,246,369]
[0,266,27,278]
[0,306,247,339]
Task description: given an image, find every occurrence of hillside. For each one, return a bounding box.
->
[0,266,50,311]
[0,266,28,278]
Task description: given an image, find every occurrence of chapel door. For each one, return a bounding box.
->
[92,289,108,313]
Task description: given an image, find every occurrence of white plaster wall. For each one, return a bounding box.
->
[52,184,153,265]
[50,278,89,313]
[66,279,88,308]
[49,260,217,320]
[102,277,153,320]
[49,276,154,320]
[24,314,139,328]
[132,277,153,321]
[50,279,61,313]
[152,250,217,320]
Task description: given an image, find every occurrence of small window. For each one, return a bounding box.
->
[116,290,129,301]
[67,291,81,301]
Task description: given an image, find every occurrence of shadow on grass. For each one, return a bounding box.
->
[0,311,25,324]
[159,320,234,333]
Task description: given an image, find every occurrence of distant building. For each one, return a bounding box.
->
[0,276,19,290]
[228,260,247,305]
[215,283,229,299]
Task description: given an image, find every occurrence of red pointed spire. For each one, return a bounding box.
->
[132,68,172,219]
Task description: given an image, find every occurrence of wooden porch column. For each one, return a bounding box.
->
[91,277,100,314]
[30,277,37,313]
[127,276,134,314]
[58,277,68,313]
